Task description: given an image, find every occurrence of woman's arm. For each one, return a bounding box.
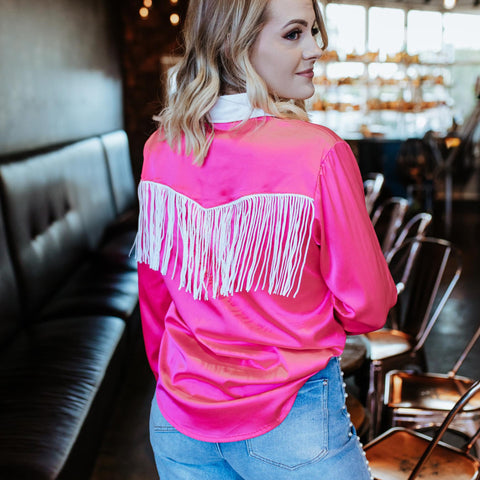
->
[313,141,397,334]
[138,262,172,379]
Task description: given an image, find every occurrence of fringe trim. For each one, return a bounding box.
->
[134,181,314,300]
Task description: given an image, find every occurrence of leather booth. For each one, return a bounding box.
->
[0,130,139,479]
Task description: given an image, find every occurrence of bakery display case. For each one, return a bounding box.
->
[307,50,455,140]
[308,5,480,141]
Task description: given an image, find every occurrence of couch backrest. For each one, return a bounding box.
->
[0,195,22,347]
[100,130,136,216]
[0,137,116,315]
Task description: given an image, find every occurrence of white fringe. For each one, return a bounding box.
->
[134,181,314,300]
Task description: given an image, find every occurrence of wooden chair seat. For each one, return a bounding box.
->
[367,329,413,361]
[365,428,480,480]
[386,372,480,412]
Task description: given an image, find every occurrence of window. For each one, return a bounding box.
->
[407,10,443,57]
[325,3,366,56]
[368,7,405,59]
[444,13,480,50]
[443,13,480,119]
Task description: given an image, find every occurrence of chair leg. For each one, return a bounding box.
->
[367,360,384,440]
[353,359,370,406]
[414,348,428,372]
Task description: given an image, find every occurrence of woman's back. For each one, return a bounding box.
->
[136,95,396,442]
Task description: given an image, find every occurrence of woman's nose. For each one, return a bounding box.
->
[303,36,323,61]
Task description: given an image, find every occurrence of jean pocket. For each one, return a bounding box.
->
[150,397,177,433]
[246,378,329,470]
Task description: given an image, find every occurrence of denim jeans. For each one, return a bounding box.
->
[149,357,373,480]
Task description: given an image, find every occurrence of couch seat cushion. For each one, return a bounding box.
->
[0,316,125,479]
[41,262,138,321]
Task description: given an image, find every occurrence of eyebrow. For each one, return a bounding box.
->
[282,19,309,29]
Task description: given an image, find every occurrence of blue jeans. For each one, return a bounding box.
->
[149,357,373,479]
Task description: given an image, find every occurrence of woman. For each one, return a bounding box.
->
[135,0,397,478]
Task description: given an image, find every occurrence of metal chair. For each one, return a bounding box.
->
[371,197,409,255]
[384,324,480,445]
[390,212,432,253]
[383,212,433,331]
[364,173,384,216]
[364,381,480,480]
[364,237,462,438]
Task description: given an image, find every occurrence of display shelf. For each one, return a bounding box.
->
[308,106,453,141]
[307,51,459,138]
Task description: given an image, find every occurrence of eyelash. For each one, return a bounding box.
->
[285,29,302,41]
[284,26,320,41]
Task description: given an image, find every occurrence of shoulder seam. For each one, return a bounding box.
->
[318,140,348,176]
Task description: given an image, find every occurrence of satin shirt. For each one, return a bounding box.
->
[135,93,397,442]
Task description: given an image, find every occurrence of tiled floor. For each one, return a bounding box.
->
[90,200,480,480]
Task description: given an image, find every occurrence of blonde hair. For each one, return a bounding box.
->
[157,0,328,166]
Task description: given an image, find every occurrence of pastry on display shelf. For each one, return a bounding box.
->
[386,52,420,64]
[313,76,361,87]
[313,75,329,86]
[311,100,361,111]
[365,98,446,112]
[320,49,339,62]
[346,50,379,62]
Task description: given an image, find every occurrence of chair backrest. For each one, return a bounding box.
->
[392,212,432,251]
[371,197,409,254]
[386,237,462,348]
[407,380,480,480]
[364,172,384,216]
[100,130,137,216]
[0,137,116,317]
[449,323,480,377]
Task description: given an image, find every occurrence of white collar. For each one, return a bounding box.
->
[208,93,273,123]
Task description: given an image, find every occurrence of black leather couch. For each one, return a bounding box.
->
[0,130,139,479]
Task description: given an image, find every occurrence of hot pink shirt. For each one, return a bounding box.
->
[135,94,397,442]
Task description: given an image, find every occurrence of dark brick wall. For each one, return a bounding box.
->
[120,0,188,182]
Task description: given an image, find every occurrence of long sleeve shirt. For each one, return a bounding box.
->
[135,93,397,442]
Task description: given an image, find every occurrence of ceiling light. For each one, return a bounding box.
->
[170,13,180,26]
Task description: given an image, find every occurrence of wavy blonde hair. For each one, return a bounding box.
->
[157,0,328,166]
